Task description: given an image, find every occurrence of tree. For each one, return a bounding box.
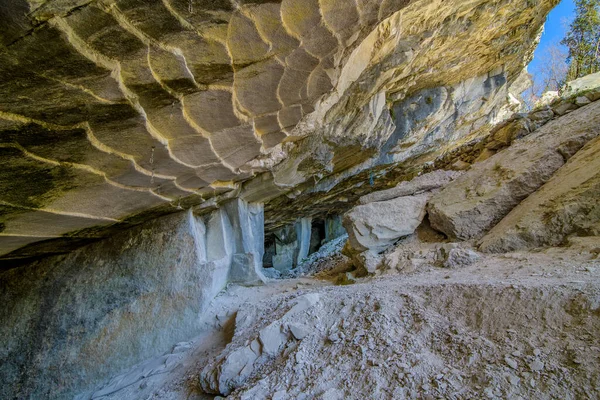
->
[561,0,600,80]
[523,43,568,109]
[532,43,569,93]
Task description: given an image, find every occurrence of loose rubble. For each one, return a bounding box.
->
[195,247,600,400]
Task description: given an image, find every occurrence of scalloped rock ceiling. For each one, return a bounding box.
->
[0,0,557,261]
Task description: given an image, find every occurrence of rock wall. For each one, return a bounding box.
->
[428,100,600,241]
[270,218,315,273]
[480,130,600,252]
[224,199,267,285]
[325,215,346,244]
[0,201,266,400]
[339,79,600,273]
[263,67,529,234]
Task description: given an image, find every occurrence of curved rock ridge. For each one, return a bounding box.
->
[0,0,557,261]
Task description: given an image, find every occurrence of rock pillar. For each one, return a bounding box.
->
[295,217,312,265]
[223,199,267,285]
[325,215,346,242]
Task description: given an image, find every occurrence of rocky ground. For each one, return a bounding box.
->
[76,238,600,400]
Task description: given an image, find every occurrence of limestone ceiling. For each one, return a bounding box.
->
[0,0,556,263]
[0,0,378,258]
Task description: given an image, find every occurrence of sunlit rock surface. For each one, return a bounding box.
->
[479,107,600,252]
[428,101,600,241]
[0,0,557,263]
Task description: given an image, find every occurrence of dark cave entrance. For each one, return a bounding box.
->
[309,218,326,256]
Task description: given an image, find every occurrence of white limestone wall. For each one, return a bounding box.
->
[295,217,312,265]
[223,199,267,285]
[0,201,267,400]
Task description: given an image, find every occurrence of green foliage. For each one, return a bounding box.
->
[561,0,600,80]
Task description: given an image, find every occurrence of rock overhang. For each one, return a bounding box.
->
[0,0,559,264]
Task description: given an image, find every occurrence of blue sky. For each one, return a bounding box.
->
[528,0,575,72]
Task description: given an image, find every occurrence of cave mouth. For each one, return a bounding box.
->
[263,233,276,269]
[262,215,347,277]
[309,219,326,256]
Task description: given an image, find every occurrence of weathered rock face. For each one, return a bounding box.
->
[427,101,600,241]
[224,199,266,284]
[344,170,461,254]
[1,211,211,399]
[344,192,430,253]
[358,170,462,205]
[0,0,556,262]
[0,201,269,400]
[267,217,313,272]
[480,130,600,253]
[337,79,600,276]
[324,215,346,244]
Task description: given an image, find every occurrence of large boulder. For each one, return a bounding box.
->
[343,171,463,267]
[427,101,600,241]
[343,193,431,253]
[562,71,600,100]
[479,134,600,252]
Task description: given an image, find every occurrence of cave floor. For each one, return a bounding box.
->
[77,245,600,400]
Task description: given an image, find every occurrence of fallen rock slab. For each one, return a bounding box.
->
[344,193,431,253]
[427,101,600,240]
[479,134,600,252]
